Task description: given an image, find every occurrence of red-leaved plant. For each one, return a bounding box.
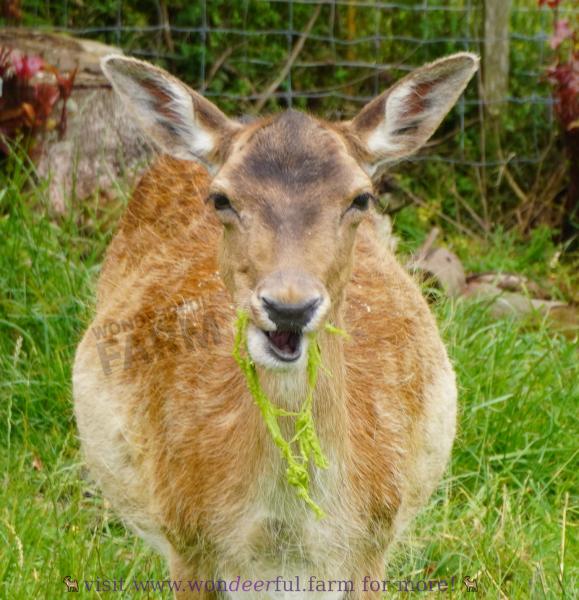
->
[539,0,578,233]
[0,47,76,156]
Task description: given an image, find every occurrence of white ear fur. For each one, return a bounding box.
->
[351,53,479,176]
[101,55,234,170]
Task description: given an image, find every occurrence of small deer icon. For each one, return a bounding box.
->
[63,576,79,592]
[463,576,478,592]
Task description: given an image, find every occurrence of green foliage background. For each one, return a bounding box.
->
[9,0,573,233]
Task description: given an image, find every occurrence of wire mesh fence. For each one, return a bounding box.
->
[14,0,579,168]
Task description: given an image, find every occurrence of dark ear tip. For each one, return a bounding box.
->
[101,54,126,76]
[101,54,150,79]
[444,52,480,72]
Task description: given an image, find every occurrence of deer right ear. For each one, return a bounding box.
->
[101,55,240,171]
[348,53,479,177]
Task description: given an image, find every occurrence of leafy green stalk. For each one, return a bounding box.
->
[232,310,347,519]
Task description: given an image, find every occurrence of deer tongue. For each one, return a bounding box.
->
[267,330,300,354]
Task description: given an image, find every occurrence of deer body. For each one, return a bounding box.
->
[74,53,477,598]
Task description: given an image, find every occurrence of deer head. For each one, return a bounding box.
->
[102,53,478,371]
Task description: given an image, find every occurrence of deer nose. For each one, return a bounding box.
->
[262,296,321,330]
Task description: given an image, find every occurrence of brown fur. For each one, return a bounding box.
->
[74,54,477,599]
[76,155,451,594]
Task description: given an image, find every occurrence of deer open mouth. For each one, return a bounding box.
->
[264,329,303,362]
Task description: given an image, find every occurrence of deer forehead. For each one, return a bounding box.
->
[214,111,372,207]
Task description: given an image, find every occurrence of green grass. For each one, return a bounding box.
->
[0,156,577,599]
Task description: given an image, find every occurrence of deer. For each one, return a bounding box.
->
[73,52,478,599]
[463,576,478,592]
[63,576,79,592]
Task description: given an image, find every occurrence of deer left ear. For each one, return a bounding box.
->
[348,53,479,176]
[101,55,240,171]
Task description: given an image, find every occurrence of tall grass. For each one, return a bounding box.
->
[0,157,577,598]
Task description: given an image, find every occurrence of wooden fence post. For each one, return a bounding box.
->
[484,0,512,118]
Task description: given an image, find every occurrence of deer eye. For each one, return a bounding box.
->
[349,192,373,212]
[209,193,232,211]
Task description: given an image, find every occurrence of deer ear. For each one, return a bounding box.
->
[101,55,240,171]
[349,53,479,176]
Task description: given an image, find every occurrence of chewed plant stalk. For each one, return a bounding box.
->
[232,310,347,519]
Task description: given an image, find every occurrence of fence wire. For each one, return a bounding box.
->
[18,0,579,167]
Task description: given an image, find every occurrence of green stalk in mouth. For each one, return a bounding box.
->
[232,310,348,519]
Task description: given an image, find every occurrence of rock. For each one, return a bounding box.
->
[465,272,549,299]
[410,248,466,298]
[0,28,152,211]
